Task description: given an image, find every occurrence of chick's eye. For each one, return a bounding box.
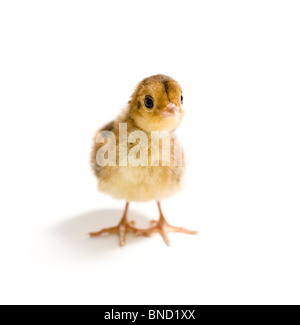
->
[181,95,183,104]
[144,96,154,109]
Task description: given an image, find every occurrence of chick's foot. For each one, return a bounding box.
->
[138,217,197,246]
[139,202,197,246]
[88,202,140,247]
[88,220,140,247]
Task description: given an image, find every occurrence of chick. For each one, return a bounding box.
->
[89,74,197,246]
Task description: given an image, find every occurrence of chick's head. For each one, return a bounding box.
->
[129,74,184,132]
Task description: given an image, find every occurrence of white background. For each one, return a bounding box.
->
[0,1,300,305]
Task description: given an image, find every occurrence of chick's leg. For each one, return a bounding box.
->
[88,202,139,247]
[141,202,197,246]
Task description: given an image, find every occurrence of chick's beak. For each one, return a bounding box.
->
[162,102,180,117]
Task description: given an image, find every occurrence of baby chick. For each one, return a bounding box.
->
[89,74,197,246]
